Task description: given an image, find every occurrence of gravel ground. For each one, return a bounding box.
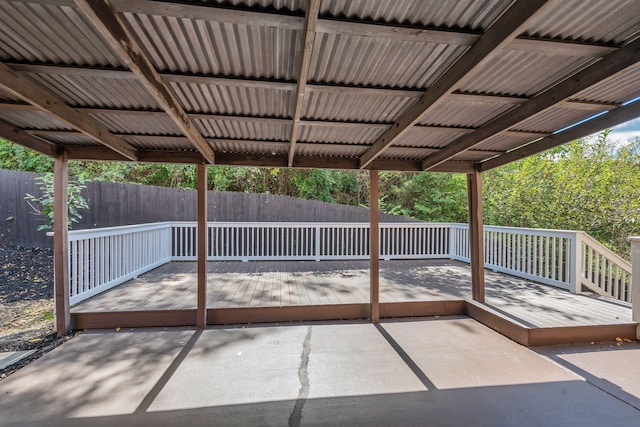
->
[0,236,75,380]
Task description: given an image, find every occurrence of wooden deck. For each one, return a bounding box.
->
[71,259,633,329]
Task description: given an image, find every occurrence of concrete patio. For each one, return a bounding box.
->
[1,317,639,426]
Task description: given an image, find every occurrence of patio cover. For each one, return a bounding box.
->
[0,0,639,172]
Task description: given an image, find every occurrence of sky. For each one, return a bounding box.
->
[607,116,640,143]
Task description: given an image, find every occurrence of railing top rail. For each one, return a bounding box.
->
[482,226,578,239]
[169,221,456,228]
[66,221,172,240]
[581,231,631,270]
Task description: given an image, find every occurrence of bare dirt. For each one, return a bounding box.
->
[0,236,73,380]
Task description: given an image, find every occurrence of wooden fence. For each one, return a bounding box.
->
[0,168,413,248]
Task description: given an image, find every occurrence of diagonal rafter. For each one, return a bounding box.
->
[74,0,215,164]
[358,0,550,169]
[0,118,57,156]
[421,37,640,171]
[287,0,320,167]
[0,62,137,160]
[480,100,640,171]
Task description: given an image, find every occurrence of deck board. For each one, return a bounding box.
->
[71,259,633,328]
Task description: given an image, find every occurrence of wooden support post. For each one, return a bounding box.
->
[370,170,380,322]
[197,164,208,329]
[630,238,640,334]
[53,150,70,336]
[467,165,485,303]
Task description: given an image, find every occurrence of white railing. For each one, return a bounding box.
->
[581,233,632,302]
[169,222,450,261]
[452,225,577,291]
[65,221,633,304]
[67,223,172,305]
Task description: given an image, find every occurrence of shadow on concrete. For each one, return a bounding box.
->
[4,381,639,427]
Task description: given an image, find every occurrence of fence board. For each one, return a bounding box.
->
[0,168,414,248]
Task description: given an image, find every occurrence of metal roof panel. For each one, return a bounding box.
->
[168,81,294,117]
[310,32,467,88]
[0,1,122,67]
[194,117,291,140]
[303,90,417,122]
[120,11,301,78]
[319,0,512,30]
[523,0,640,45]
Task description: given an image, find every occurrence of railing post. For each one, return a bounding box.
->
[569,232,582,294]
[630,237,640,329]
[448,225,455,259]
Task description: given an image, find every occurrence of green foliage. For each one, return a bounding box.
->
[24,174,90,231]
[378,172,468,222]
[484,131,640,258]
[0,139,53,172]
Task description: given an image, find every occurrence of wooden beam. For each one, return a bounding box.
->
[4,63,619,112]
[109,0,302,30]
[422,37,640,171]
[197,164,207,329]
[370,169,380,322]
[467,165,485,303]
[480,100,640,171]
[107,0,617,58]
[54,150,70,336]
[0,119,56,156]
[74,0,215,163]
[358,0,549,169]
[288,0,319,166]
[0,62,137,160]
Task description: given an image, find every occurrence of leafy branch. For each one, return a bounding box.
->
[24,174,90,231]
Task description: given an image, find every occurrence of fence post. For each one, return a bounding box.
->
[569,232,582,294]
[315,226,321,261]
[630,237,640,329]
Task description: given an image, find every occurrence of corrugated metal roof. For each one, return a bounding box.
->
[523,0,640,45]
[200,0,306,13]
[394,128,469,149]
[120,11,301,78]
[319,0,512,31]
[303,90,417,122]
[0,108,72,130]
[168,81,294,117]
[419,99,517,128]
[194,117,291,140]
[123,135,195,150]
[514,106,608,134]
[0,1,122,67]
[88,111,181,135]
[296,142,364,158]
[212,139,288,155]
[23,72,160,109]
[310,32,467,88]
[380,146,437,160]
[30,132,98,146]
[474,133,535,152]
[1,0,639,172]
[459,50,596,97]
[573,62,640,104]
[298,123,386,144]
[451,150,501,162]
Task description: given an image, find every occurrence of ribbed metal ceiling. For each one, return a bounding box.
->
[0,0,639,172]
